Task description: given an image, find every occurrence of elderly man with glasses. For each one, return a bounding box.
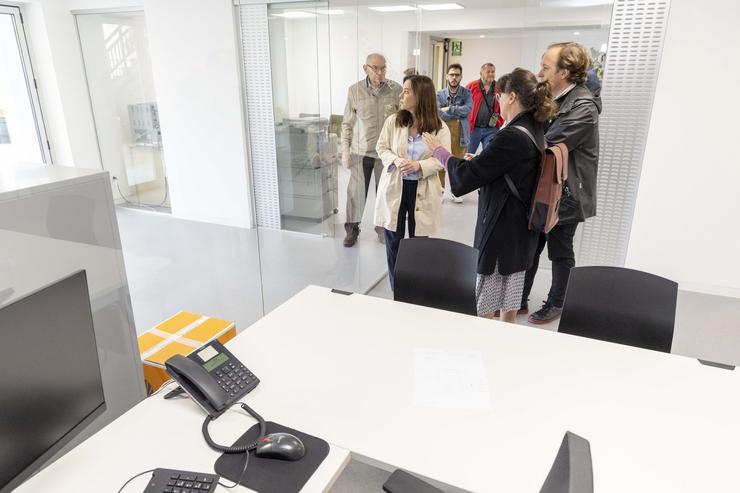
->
[437,63,472,203]
[340,53,402,247]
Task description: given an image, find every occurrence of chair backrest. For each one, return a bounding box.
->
[559,266,677,353]
[383,469,444,493]
[394,238,478,316]
[539,431,594,493]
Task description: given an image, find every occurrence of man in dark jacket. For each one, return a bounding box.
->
[522,42,602,324]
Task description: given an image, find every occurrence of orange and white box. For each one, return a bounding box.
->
[137,311,236,394]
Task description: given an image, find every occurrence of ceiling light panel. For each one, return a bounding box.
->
[419,3,464,10]
[274,11,316,18]
[368,5,418,12]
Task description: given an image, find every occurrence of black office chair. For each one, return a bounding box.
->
[383,469,444,493]
[394,238,478,316]
[539,431,594,493]
[383,432,593,493]
[559,266,677,353]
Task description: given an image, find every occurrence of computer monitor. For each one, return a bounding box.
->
[0,270,106,492]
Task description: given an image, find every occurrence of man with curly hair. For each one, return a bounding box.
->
[520,42,602,324]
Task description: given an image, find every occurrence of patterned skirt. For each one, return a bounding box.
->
[475,262,526,316]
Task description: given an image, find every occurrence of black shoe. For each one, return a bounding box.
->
[343,223,360,247]
[527,302,562,324]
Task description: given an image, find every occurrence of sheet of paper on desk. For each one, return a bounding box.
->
[414,349,492,410]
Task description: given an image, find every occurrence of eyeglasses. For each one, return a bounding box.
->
[366,64,387,73]
[447,73,462,78]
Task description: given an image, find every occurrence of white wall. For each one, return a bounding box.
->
[447,37,527,83]
[20,0,254,228]
[445,27,609,83]
[144,0,252,228]
[626,0,740,297]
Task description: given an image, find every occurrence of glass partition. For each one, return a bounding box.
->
[239,0,423,312]
[241,0,615,310]
[76,11,170,211]
[267,2,335,236]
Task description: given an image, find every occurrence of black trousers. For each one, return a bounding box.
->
[522,222,579,308]
[384,180,419,291]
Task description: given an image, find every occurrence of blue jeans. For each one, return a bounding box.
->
[468,126,498,154]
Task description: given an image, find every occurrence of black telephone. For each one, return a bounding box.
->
[165,339,260,417]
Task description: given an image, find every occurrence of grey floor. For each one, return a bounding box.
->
[117,186,740,367]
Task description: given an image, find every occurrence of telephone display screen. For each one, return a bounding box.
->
[202,352,229,372]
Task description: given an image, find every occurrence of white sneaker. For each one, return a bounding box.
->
[452,195,463,204]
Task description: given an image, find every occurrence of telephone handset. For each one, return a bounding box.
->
[165,339,260,417]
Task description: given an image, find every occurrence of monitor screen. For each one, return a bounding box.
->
[0,270,105,491]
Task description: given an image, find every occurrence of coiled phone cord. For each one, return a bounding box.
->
[201,402,267,454]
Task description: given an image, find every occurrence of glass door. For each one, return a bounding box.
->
[76,10,170,211]
[238,0,423,312]
[267,2,335,237]
[0,5,51,165]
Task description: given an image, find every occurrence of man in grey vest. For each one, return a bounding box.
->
[341,53,402,247]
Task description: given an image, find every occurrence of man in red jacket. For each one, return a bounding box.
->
[466,63,504,155]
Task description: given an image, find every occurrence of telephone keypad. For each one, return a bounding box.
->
[144,468,218,493]
[216,362,257,398]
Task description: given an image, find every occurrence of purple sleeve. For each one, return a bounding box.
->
[432,146,453,169]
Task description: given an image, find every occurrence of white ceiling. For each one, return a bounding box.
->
[326,0,613,8]
[433,24,610,39]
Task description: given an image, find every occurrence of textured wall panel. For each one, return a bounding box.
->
[579,0,670,266]
[239,4,281,229]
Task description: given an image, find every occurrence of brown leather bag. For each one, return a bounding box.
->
[505,125,568,234]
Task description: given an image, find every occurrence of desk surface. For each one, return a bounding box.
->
[19,286,740,492]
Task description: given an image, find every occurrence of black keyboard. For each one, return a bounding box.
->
[214,361,258,399]
[143,468,219,493]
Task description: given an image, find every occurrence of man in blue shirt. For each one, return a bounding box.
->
[437,63,472,203]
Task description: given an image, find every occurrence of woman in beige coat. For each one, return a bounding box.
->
[374,75,451,290]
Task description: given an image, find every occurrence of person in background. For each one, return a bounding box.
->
[466,62,504,154]
[341,53,402,247]
[459,62,504,205]
[403,67,418,80]
[437,63,473,204]
[585,66,601,97]
[423,68,556,323]
[374,75,451,291]
[520,42,602,324]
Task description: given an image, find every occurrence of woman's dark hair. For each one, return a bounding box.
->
[396,75,443,134]
[495,68,556,122]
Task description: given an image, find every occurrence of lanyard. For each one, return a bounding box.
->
[479,80,494,117]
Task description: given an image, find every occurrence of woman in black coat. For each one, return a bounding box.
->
[423,68,556,323]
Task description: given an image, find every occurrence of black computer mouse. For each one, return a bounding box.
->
[254,432,306,461]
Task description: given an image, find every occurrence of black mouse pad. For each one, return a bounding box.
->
[214,421,329,493]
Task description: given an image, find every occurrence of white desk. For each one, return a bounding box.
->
[19,286,740,492]
[15,375,351,492]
